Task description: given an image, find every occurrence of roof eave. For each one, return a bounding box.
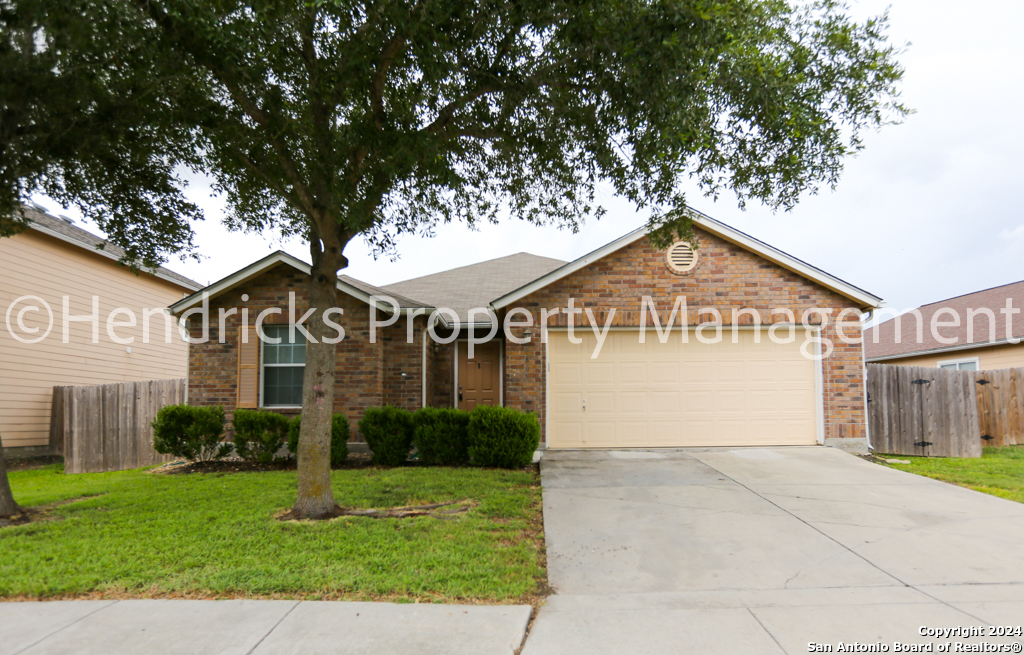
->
[28,221,203,292]
[866,337,1022,363]
[168,251,447,326]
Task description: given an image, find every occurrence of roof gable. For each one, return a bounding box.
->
[168,251,434,317]
[492,212,882,311]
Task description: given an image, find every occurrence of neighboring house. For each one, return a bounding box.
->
[865,280,1024,371]
[0,205,202,455]
[172,211,881,452]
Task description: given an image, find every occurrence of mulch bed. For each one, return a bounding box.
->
[149,456,540,476]
[148,453,376,475]
[275,500,475,522]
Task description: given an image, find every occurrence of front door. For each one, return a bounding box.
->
[458,341,501,410]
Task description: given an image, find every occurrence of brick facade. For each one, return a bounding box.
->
[501,229,867,446]
[186,264,420,441]
[186,231,869,449]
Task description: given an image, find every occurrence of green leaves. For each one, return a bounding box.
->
[0,0,205,268]
[5,0,907,265]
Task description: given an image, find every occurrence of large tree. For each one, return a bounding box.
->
[7,0,907,519]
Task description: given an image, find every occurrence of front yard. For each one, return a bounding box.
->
[878,445,1024,503]
[1,463,544,602]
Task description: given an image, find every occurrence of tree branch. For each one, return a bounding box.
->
[130,0,317,215]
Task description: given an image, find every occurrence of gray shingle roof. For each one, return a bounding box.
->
[865,280,1024,360]
[339,274,432,309]
[19,204,202,290]
[381,253,567,323]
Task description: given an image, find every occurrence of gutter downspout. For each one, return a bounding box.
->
[861,309,873,452]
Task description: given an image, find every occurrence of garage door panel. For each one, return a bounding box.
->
[617,391,648,414]
[585,362,615,385]
[682,359,714,379]
[651,391,680,414]
[587,391,617,414]
[552,392,583,416]
[585,422,618,447]
[551,361,583,385]
[547,329,819,449]
[713,389,747,413]
[553,422,585,447]
[617,421,651,446]
[618,362,647,385]
[651,361,680,383]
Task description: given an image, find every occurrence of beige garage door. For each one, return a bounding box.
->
[547,329,820,448]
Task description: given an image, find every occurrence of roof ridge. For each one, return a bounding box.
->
[381,251,567,289]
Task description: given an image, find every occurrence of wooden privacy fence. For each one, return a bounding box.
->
[975,367,1024,447]
[868,364,1024,457]
[50,379,184,474]
[868,364,981,458]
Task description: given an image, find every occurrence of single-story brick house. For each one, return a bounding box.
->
[170,212,882,452]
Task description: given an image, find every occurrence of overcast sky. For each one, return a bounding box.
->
[32,0,1024,314]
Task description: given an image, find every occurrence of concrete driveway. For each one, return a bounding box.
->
[522,447,1024,655]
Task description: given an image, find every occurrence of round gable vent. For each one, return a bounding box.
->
[665,241,698,273]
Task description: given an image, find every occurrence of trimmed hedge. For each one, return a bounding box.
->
[413,407,471,466]
[359,406,415,466]
[232,409,290,464]
[467,406,540,469]
[152,404,230,462]
[287,414,350,467]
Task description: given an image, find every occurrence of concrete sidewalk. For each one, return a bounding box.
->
[1,599,533,655]
[522,447,1024,654]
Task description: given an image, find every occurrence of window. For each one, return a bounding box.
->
[262,325,306,407]
[938,357,979,371]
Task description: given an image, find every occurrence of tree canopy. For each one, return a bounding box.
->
[0,0,908,518]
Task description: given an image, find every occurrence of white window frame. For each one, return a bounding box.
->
[260,325,305,409]
[936,356,980,371]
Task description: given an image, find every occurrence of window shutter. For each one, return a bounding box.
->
[237,326,260,408]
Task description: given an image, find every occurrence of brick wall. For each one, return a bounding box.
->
[382,317,427,410]
[429,340,456,408]
[503,229,867,445]
[187,263,409,441]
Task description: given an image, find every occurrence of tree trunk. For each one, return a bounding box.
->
[291,234,349,519]
[0,428,23,518]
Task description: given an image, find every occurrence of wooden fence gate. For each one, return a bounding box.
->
[974,368,1024,447]
[867,364,981,458]
[50,379,184,473]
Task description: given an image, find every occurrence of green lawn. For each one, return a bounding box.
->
[879,445,1024,503]
[1,464,544,602]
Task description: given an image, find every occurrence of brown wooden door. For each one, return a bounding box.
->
[458,341,501,410]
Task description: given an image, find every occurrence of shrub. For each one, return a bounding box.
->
[413,407,471,466]
[467,406,540,469]
[287,414,350,467]
[152,404,230,462]
[232,409,290,464]
[358,406,415,466]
